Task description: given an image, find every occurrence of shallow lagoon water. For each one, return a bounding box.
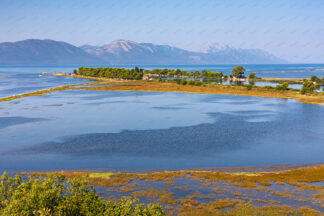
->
[0,69,92,98]
[0,88,324,172]
[1,65,324,172]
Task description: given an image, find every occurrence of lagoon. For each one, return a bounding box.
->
[0,88,323,172]
[0,65,324,172]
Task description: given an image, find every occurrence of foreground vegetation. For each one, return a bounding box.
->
[20,164,324,215]
[0,173,164,216]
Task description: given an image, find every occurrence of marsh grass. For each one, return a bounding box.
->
[72,80,324,105]
[1,75,324,105]
[22,165,324,215]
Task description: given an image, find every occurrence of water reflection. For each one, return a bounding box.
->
[0,90,323,171]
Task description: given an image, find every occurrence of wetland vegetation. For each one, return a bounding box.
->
[0,172,164,216]
[18,164,324,215]
[1,66,323,105]
[1,65,324,215]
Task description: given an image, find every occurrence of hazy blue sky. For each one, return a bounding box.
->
[1,0,324,63]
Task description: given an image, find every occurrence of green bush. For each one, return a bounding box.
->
[188,80,195,86]
[310,75,322,83]
[231,66,245,78]
[264,85,274,89]
[180,79,187,85]
[245,84,253,90]
[301,79,320,94]
[0,173,164,216]
[201,70,223,79]
[174,79,181,85]
[248,72,257,79]
[194,80,202,86]
[275,82,289,90]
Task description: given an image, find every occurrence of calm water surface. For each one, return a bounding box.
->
[0,90,324,171]
[0,65,324,172]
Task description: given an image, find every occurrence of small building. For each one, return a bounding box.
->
[142,75,149,80]
[231,77,248,82]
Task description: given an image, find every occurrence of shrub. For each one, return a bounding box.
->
[0,173,164,216]
[248,73,257,79]
[264,85,274,89]
[275,82,289,90]
[180,79,187,85]
[310,75,321,83]
[174,79,181,85]
[231,66,245,78]
[301,79,320,94]
[194,80,202,86]
[188,80,195,86]
[245,84,253,90]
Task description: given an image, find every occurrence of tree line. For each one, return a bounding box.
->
[144,68,228,79]
[74,67,144,80]
[73,66,248,80]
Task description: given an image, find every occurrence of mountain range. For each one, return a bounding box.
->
[0,39,286,65]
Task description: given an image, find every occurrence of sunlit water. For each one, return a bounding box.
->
[0,65,324,171]
[0,69,93,98]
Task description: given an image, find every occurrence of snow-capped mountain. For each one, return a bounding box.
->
[0,39,286,65]
[81,40,286,64]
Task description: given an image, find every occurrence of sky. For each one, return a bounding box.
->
[0,0,324,63]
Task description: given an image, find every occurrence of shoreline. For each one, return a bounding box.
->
[1,73,323,105]
[53,73,309,83]
[59,73,324,105]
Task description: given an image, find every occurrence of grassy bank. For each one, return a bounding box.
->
[260,77,305,84]
[1,74,324,106]
[0,84,79,102]
[72,79,324,106]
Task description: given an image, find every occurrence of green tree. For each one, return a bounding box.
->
[232,66,246,78]
[301,79,320,94]
[193,71,200,78]
[180,79,187,85]
[245,84,253,90]
[248,72,257,79]
[0,173,164,216]
[275,82,289,90]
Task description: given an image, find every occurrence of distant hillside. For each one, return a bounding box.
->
[79,40,203,64]
[0,39,104,65]
[0,39,286,65]
[200,43,285,64]
[81,40,286,64]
